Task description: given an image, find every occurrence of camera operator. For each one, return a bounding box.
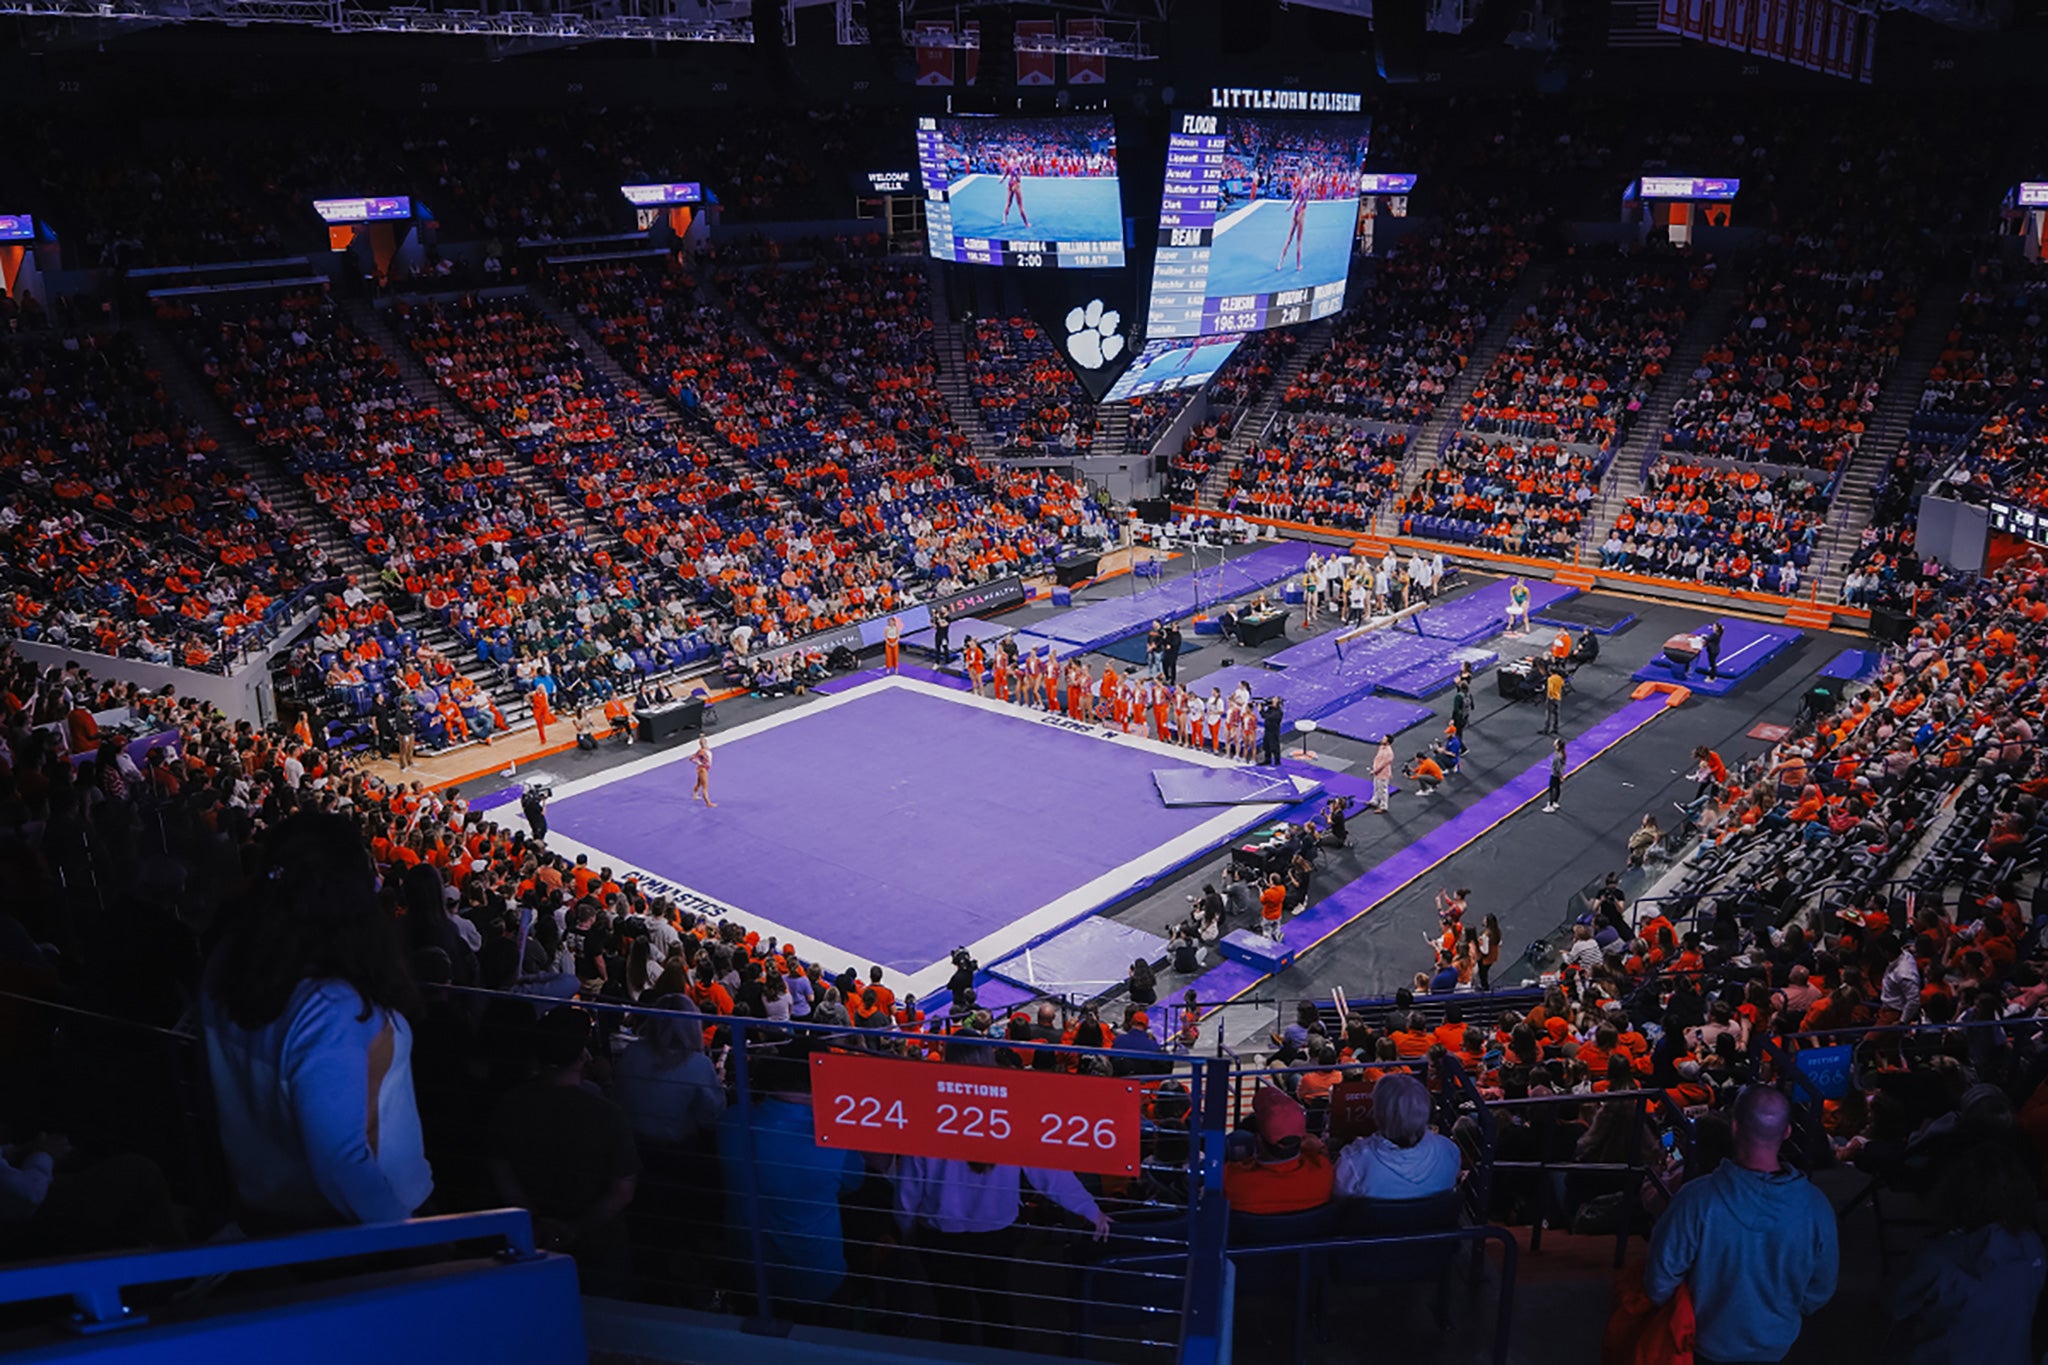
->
[520,782,551,841]
[945,947,978,1000]
[1318,794,1353,848]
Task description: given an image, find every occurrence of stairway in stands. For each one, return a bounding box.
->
[924,266,1001,453]
[1095,399,1129,454]
[1811,285,1963,606]
[1573,263,1748,564]
[335,297,579,740]
[1194,317,1336,505]
[1386,263,1557,512]
[133,318,376,591]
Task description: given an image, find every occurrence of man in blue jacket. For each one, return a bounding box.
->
[1645,1086,1838,1364]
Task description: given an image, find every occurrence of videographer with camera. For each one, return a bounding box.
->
[520,782,551,841]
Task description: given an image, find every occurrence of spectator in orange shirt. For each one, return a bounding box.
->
[1221,1086,1334,1215]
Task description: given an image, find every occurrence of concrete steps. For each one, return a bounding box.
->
[1197,318,1337,505]
[132,317,376,588]
[1576,263,1748,558]
[1812,286,1964,604]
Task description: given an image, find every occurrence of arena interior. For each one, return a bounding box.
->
[5,2,2048,1361]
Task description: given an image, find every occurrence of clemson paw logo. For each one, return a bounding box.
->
[1064,299,1124,370]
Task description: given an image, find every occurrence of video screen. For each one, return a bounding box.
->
[916,115,1125,269]
[1101,333,1247,403]
[0,214,31,243]
[1146,112,1369,340]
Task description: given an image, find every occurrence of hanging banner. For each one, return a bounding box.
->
[1727,0,1752,51]
[963,20,980,85]
[916,22,955,87]
[1067,17,1107,84]
[1857,10,1876,81]
[1016,18,1056,85]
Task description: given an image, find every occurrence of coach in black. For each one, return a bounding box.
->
[1261,695,1285,767]
[1162,622,1184,684]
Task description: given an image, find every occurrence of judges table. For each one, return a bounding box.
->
[1235,609,1289,647]
[636,697,705,744]
[1231,821,1302,878]
[1055,551,1102,586]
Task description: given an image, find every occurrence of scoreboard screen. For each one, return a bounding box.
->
[915,115,1125,269]
[620,183,704,206]
[0,214,31,242]
[1101,333,1246,403]
[312,196,411,224]
[1145,112,1369,340]
[1991,498,2048,546]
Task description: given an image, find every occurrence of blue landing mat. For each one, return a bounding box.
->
[1819,648,1884,682]
[1099,634,1204,667]
[1312,695,1438,745]
[987,917,1172,998]
[1031,541,1315,651]
[1152,767,1324,807]
[1631,619,1803,696]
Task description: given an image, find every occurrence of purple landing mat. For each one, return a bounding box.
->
[1032,541,1316,650]
[1181,693,1675,1005]
[904,616,1015,657]
[542,684,1266,981]
[814,663,968,695]
[987,917,1173,997]
[1152,767,1324,807]
[1406,578,1580,647]
[1819,648,1883,682]
[1377,646,1500,700]
[1630,619,1803,697]
[1312,695,1438,745]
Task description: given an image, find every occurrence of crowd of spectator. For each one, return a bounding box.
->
[1397,433,1594,558]
[965,316,1098,451]
[1222,415,1408,530]
[1662,241,1915,473]
[1600,457,1827,595]
[0,331,320,669]
[1459,263,1696,450]
[1283,219,1532,426]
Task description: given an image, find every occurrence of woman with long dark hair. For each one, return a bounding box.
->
[202,813,431,1230]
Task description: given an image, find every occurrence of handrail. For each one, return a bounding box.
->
[0,1209,541,1329]
[1101,1224,1520,1365]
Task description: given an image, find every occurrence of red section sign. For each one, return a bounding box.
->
[810,1052,1143,1176]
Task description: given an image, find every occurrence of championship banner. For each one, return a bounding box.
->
[1828,4,1855,76]
[1708,0,1731,43]
[1857,10,1876,81]
[1067,18,1107,84]
[1657,0,1684,31]
[1726,0,1752,53]
[1762,0,1788,57]
[1684,0,1709,39]
[916,22,954,86]
[963,20,980,85]
[1016,19,1056,86]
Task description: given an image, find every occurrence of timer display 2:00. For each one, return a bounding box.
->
[830,1094,1118,1149]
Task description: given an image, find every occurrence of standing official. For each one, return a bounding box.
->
[1541,662,1565,737]
[1261,696,1285,767]
[1161,622,1184,685]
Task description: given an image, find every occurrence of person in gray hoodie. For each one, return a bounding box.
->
[1332,1072,1461,1201]
[1892,1140,2046,1365]
[1645,1086,1836,1364]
